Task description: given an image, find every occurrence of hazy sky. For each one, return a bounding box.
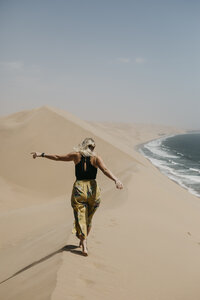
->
[0,0,199,129]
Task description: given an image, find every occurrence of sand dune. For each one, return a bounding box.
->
[0,106,139,199]
[1,106,200,300]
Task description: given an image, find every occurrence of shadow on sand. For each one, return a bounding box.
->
[0,244,85,285]
[62,244,86,256]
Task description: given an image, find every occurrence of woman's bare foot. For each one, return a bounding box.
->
[81,239,88,256]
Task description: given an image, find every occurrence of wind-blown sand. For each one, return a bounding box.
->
[1,106,200,300]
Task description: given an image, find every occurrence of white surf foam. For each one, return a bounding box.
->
[189,168,200,173]
[139,135,200,198]
[143,136,179,159]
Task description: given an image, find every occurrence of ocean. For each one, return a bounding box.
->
[138,133,200,198]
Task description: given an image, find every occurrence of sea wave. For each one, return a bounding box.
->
[189,167,200,173]
[139,134,200,198]
[143,136,179,159]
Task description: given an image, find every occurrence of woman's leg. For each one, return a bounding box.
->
[87,182,101,236]
[87,225,92,236]
[71,181,89,254]
[73,208,88,256]
[80,238,88,256]
[72,205,88,241]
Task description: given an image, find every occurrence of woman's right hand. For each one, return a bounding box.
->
[30,152,42,159]
[115,179,123,189]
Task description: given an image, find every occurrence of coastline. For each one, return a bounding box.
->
[133,133,178,152]
[135,132,200,199]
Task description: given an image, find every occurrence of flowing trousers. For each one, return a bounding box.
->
[71,179,101,239]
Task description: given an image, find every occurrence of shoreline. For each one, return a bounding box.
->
[134,131,190,153]
[134,131,200,199]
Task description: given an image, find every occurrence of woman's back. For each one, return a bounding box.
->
[75,154,97,180]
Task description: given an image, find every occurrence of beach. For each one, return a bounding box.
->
[1,106,200,300]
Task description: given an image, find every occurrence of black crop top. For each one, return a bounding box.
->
[75,155,97,180]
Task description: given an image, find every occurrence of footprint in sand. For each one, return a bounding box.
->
[92,261,115,274]
[186,232,200,245]
[94,240,101,245]
[93,262,108,271]
[79,276,95,287]
[72,294,85,300]
[108,218,118,227]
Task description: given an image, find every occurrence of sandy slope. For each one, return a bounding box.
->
[1,106,200,300]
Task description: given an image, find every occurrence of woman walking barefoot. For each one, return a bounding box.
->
[30,138,123,256]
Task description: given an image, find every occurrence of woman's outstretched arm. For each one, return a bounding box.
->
[96,156,123,189]
[30,151,76,161]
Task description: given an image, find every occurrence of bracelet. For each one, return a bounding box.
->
[41,152,45,157]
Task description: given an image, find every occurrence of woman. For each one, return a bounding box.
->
[31,137,123,256]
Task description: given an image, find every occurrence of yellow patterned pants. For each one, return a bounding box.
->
[71,179,101,240]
